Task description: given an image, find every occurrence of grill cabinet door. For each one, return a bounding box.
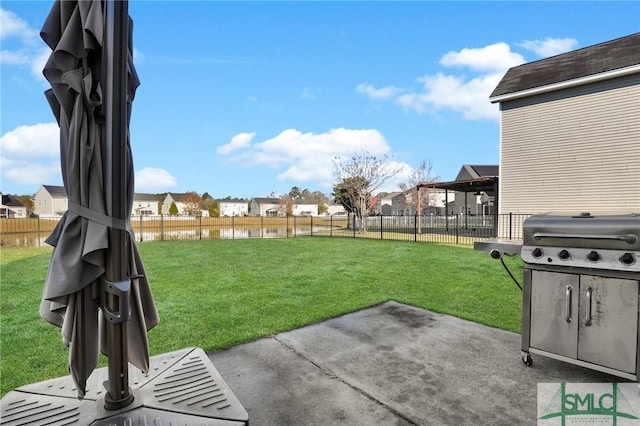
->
[530,271,579,358]
[578,276,639,374]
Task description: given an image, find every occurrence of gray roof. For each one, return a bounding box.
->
[166,192,188,202]
[490,32,640,99]
[134,193,160,202]
[468,165,499,178]
[252,197,280,204]
[2,194,24,207]
[43,184,67,198]
[217,198,247,204]
[455,165,499,181]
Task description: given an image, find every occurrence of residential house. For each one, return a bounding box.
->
[0,193,27,218]
[35,184,161,217]
[325,202,347,216]
[218,199,248,216]
[452,165,498,216]
[376,189,447,216]
[249,198,282,217]
[162,192,205,216]
[490,32,640,219]
[249,197,320,216]
[419,188,447,216]
[391,192,413,216]
[291,200,318,216]
[34,185,68,217]
[162,193,184,215]
[378,192,402,215]
[132,193,159,216]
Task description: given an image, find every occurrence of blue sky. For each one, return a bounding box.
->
[2,1,639,199]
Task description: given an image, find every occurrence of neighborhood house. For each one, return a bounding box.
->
[218,199,249,217]
[490,32,640,225]
[0,193,27,218]
[33,185,160,218]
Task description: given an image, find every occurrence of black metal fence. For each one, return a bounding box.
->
[1,213,531,248]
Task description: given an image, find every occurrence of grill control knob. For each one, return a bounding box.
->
[532,248,543,258]
[620,252,636,265]
[558,249,571,260]
[587,251,601,262]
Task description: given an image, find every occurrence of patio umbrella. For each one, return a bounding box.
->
[39,0,158,404]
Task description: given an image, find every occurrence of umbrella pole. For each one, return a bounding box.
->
[103,0,133,410]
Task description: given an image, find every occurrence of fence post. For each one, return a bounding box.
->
[139,215,143,242]
[311,216,313,237]
[455,214,459,245]
[199,215,202,240]
[160,214,164,241]
[509,212,512,240]
[330,215,333,237]
[414,215,417,243]
[232,216,235,240]
[353,214,356,238]
[261,216,264,239]
[37,216,41,247]
[380,215,383,240]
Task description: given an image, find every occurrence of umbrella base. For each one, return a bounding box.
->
[0,347,249,425]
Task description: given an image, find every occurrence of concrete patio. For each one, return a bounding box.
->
[210,301,638,426]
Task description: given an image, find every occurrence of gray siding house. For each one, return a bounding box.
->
[490,32,640,218]
[35,184,160,217]
[453,165,498,216]
[249,198,282,217]
[378,192,402,215]
[34,185,68,217]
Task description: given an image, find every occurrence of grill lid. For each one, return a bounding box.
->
[523,213,640,251]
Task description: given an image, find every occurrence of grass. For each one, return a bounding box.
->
[0,237,523,397]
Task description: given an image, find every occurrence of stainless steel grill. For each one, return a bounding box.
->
[521,213,640,380]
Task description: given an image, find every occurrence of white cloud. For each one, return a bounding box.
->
[398,72,504,120]
[0,123,177,193]
[30,47,51,80]
[0,8,39,44]
[0,48,30,65]
[519,37,578,58]
[440,42,524,72]
[220,128,394,188]
[216,132,255,155]
[357,42,528,121]
[356,83,403,100]
[1,122,59,159]
[135,168,178,192]
[1,157,60,186]
[0,123,62,187]
[376,160,415,194]
[0,8,49,82]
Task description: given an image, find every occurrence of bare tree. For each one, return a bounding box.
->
[399,159,439,214]
[278,194,294,216]
[332,152,402,232]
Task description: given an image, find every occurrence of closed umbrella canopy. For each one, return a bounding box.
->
[39,0,159,399]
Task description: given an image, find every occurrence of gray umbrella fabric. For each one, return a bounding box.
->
[39,0,159,399]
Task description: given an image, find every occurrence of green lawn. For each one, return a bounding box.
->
[0,237,523,397]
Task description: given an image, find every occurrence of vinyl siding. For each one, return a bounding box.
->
[499,74,640,215]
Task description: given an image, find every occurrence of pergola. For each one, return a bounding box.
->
[417,176,499,237]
